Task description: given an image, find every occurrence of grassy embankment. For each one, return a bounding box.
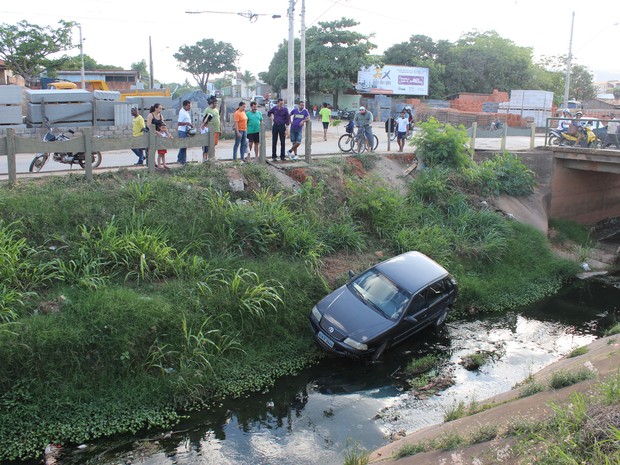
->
[0,119,579,460]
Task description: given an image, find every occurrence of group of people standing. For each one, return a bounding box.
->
[266,98,310,161]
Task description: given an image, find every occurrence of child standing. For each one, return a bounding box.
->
[157,123,173,169]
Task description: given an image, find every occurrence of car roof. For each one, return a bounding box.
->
[373,251,449,294]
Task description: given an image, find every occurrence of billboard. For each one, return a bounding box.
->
[355,65,429,96]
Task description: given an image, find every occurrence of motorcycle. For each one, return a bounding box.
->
[548,127,565,146]
[29,118,103,172]
[558,124,601,149]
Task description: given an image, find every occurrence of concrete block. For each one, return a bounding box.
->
[124,96,172,110]
[0,85,24,104]
[26,89,93,103]
[94,100,116,120]
[0,106,23,124]
[27,102,92,124]
[93,90,121,101]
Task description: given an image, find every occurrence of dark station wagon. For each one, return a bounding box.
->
[309,251,458,360]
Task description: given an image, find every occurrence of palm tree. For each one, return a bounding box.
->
[241,70,255,98]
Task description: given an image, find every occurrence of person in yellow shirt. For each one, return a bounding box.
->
[130,107,146,165]
[318,102,331,141]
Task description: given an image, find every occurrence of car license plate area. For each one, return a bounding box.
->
[317,331,334,348]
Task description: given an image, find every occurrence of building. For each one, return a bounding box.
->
[0,60,25,86]
[50,69,139,91]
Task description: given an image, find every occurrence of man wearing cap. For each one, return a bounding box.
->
[130,107,146,165]
[604,114,619,149]
[353,106,374,151]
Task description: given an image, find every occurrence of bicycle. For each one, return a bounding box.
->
[338,126,379,153]
[350,126,379,154]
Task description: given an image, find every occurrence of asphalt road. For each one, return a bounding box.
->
[0,121,547,181]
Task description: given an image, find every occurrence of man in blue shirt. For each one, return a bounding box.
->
[267,98,290,161]
[288,101,310,161]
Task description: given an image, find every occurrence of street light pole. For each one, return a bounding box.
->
[300,0,306,104]
[287,0,295,106]
[78,24,85,90]
[149,36,154,89]
[563,11,575,109]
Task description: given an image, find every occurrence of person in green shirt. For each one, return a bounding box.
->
[319,102,331,141]
[246,101,264,162]
[200,96,221,161]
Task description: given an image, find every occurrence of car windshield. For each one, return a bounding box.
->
[349,269,410,319]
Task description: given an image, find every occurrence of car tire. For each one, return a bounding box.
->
[434,308,449,328]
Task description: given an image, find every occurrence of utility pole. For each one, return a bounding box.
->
[149,36,154,89]
[287,0,295,106]
[300,0,306,104]
[563,11,575,110]
[78,25,85,90]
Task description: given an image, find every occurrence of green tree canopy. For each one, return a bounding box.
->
[261,18,375,101]
[131,59,150,85]
[55,54,122,71]
[442,30,534,95]
[529,55,596,105]
[0,19,76,85]
[173,39,239,93]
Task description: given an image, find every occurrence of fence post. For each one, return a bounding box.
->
[83,127,93,181]
[304,120,312,163]
[207,129,215,163]
[6,128,17,185]
[470,122,477,154]
[530,122,536,149]
[500,122,507,152]
[146,125,157,172]
[259,120,266,164]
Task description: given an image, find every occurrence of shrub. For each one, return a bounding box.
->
[412,117,472,170]
[462,152,535,196]
[548,369,595,390]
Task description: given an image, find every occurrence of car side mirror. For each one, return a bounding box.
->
[348,270,355,280]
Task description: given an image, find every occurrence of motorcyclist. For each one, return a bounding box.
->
[556,109,571,130]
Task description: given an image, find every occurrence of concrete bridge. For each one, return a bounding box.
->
[549,147,620,224]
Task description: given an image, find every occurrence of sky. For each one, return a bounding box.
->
[1,0,619,87]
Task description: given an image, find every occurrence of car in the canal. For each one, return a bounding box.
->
[309,251,458,360]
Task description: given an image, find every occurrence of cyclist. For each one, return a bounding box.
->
[353,106,374,152]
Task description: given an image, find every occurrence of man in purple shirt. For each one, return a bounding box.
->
[267,98,290,161]
[288,101,310,161]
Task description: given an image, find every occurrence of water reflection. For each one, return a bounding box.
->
[46,279,620,465]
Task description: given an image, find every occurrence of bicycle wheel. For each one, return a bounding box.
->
[351,136,366,154]
[338,134,353,152]
[372,135,379,151]
[389,129,397,141]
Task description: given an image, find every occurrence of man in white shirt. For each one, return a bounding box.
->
[395,110,409,152]
[604,114,619,149]
[177,100,192,165]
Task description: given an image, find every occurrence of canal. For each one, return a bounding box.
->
[39,277,620,465]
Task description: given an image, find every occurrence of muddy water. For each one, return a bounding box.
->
[42,279,620,465]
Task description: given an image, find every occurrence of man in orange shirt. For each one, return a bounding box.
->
[233,101,248,161]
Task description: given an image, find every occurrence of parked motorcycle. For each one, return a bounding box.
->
[29,118,102,172]
[548,127,565,146]
[558,124,601,149]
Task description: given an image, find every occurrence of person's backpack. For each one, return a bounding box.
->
[346,120,354,134]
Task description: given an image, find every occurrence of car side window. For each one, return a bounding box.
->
[407,293,425,315]
[425,280,447,306]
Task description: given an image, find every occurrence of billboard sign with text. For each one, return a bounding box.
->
[356,65,429,96]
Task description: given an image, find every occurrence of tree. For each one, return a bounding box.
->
[174,39,239,93]
[240,70,255,98]
[0,19,76,85]
[569,64,596,102]
[305,18,376,101]
[55,54,122,71]
[442,31,534,95]
[529,55,596,105]
[383,35,448,99]
[131,60,150,85]
[261,18,376,102]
